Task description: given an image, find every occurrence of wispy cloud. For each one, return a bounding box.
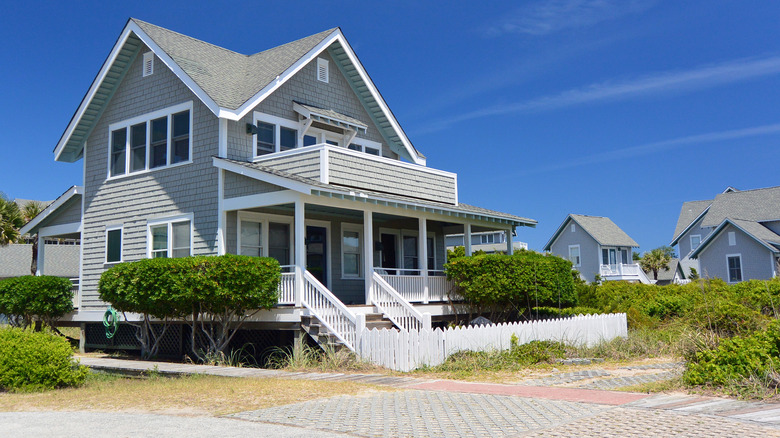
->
[418,55,780,134]
[486,0,654,37]
[503,123,780,178]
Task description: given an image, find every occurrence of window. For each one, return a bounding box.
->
[403,235,418,270]
[268,222,291,265]
[569,245,581,267]
[279,127,297,151]
[317,57,329,83]
[342,225,362,278]
[252,113,302,157]
[237,213,294,265]
[346,138,383,157]
[727,255,742,282]
[148,216,192,259]
[240,221,262,257]
[690,234,701,251]
[108,102,192,178]
[427,236,435,272]
[480,234,495,244]
[106,226,123,263]
[571,223,576,233]
[143,52,154,77]
[728,231,736,246]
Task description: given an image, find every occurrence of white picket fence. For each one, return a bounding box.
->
[355,313,627,372]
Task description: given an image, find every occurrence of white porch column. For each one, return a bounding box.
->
[464,223,472,256]
[294,198,305,307]
[506,227,514,255]
[35,238,45,276]
[419,217,429,304]
[364,210,374,305]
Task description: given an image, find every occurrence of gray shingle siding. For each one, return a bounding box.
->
[224,172,284,199]
[256,151,321,180]
[549,221,600,283]
[678,216,712,258]
[226,51,398,161]
[44,197,82,227]
[81,46,219,310]
[697,224,775,281]
[328,152,457,204]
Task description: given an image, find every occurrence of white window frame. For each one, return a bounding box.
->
[726,253,743,283]
[317,57,329,83]
[146,213,194,259]
[690,234,701,251]
[142,51,154,77]
[105,224,123,264]
[568,244,581,267]
[107,101,193,180]
[341,223,362,279]
[252,112,302,158]
[236,212,294,265]
[728,231,736,246]
[347,138,382,156]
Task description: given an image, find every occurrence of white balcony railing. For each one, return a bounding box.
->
[600,264,651,284]
[277,265,296,305]
[374,268,455,303]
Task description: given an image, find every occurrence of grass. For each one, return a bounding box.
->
[0,371,389,416]
[265,342,385,373]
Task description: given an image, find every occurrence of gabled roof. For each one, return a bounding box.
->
[55,18,425,164]
[670,200,712,245]
[544,214,639,251]
[701,186,780,228]
[690,217,780,258]
[20,186,82,235]
[213,157,536,227]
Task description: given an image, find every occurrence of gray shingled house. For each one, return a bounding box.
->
[544,214,649,284]
[671,186,780,282]
[22,18,535,352]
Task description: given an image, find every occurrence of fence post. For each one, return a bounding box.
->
[422,312,432,330]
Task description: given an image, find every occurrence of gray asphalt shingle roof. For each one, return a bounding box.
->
[672,200,711,241]
[569,214,639,247]
[701,186,780,228]
[133,19,336,110]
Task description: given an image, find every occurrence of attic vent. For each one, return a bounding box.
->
[317,57,329,83]
[143,52,154,77]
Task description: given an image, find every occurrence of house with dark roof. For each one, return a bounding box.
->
[22,18,535,352]
[671,186,780,283]
[544,214,648,284]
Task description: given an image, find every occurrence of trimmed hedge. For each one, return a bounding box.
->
[0,327,88,391]
[445,251,576,320]
[0,276,73,328]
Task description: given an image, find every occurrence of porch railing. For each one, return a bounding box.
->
[371,272,430,332]
[277,265,296,305]
[374,268,455,303]
[69,277,79,308]
[301,270,359,351]
[600,264,651,284]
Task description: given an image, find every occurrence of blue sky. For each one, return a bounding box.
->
[1,1,779,253]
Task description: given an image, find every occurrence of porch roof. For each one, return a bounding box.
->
[215,157,536,227]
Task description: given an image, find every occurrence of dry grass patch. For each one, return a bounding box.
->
[0,372,389,416]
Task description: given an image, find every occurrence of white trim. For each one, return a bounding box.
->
[690,234,702,251]
[105,224,124,264]
[142,51,154,77]
[726,253,743,283]
[568,244,581,267]
[223,190,300,212]
[20,186,83,235]
[341,222,363,279]
[217,168,225,255]
[146,213,194,259]
[107,101,194,180]
[670,206,711,246]
[218,118,228,158]
[320,147,329,184]
[38,222,82,238]
[252,112,302,157]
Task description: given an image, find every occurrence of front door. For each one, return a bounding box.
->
[306,226,327,285]
[380,233,397,275]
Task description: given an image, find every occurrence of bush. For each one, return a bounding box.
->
[0,327,88,391]
[530,306,602,318]
[0,276,73,329]
[445,251,576,321]
[684,320,780,387]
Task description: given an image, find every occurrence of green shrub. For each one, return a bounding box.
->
[689,298,768,338]
[445,251,576,321]
[509,335,567,364]
[0,327,88,391]
[530,306,602,318]
[0,276,73,329]
[684,320,780,386]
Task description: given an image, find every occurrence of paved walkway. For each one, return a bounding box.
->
[76,356,780,437]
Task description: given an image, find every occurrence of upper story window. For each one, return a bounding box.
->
[108,101,192,178]
[728,231,736,246]
[690,234,701,251]
[317,57,329,83]
[252,113,299,157]
[568,245,581,267]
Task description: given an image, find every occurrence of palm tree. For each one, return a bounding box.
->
[639,246,675,280]
[21,201,46,275]
[0,194,24,246]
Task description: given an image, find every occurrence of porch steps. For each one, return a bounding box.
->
[301,312,397,352]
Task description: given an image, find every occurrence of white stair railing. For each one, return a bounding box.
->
[277,265,296,304]
[301,270,359,351]
[371,272,430,332]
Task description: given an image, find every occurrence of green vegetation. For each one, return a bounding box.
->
[0,194,24,246]
[0,327,88,392]
[637,246,676,281]
[0,276,73,329]
[99,254,280,361]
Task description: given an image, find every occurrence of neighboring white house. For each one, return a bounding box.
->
[672,186,780,282]
[445,230,528,254]
[544,214,649,284]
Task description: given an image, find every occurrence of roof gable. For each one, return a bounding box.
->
[670,200,711,245]
[55,19,424,164]
[691,217,780,258]
[544,214,639,251]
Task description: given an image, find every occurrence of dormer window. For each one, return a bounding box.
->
[143,52,154,77]
[317,58,329,83]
